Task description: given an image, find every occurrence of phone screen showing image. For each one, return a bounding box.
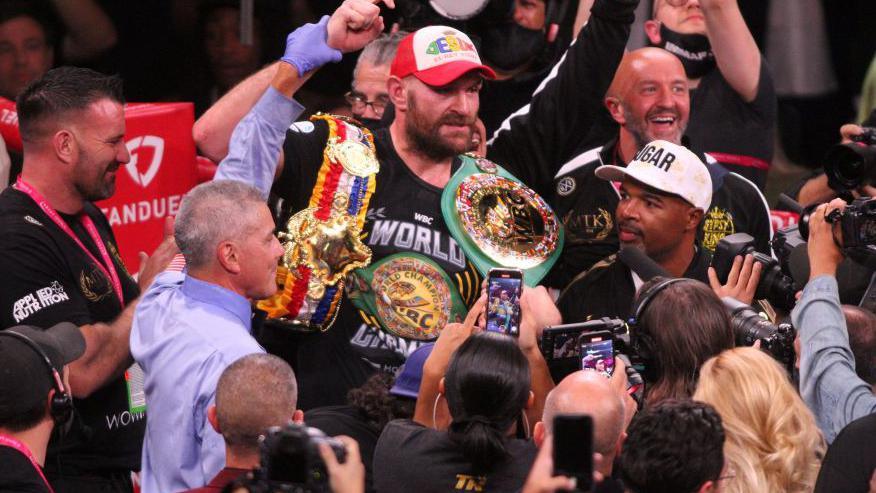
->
[580,335,614,376]
[486,270,523,337]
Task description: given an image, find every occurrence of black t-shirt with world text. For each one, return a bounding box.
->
[0,187,144,476]
[277,123,481,409]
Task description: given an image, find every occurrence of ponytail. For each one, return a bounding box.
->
[449,416,511,473]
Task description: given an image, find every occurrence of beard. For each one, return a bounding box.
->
[623,106,686,152]
[75,154,119,202]
[405,92,474,161]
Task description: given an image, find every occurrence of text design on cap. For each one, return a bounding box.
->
[634,144,676,172]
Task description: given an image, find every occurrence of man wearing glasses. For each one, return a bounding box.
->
[344,32,406,130]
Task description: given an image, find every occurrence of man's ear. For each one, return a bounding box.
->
[438,377,446,395]
[605,97,625,125]
[533,421,546,447]
[387,76,407,110]
[526,390,535,410]
[52,129,76,165]
[208,405,221,434]
[644,20,662,45]
[292,409,304,424]
[216,241,241,274]
[687,207,705,231]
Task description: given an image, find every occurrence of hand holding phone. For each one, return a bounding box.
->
[486,268,523,337]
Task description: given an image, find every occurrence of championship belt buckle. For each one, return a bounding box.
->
[257,115,378,331]
[441,153,564,286]
[347,253,468,341]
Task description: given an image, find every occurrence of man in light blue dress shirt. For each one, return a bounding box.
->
[794,198,876,444]
[131,180,285,492]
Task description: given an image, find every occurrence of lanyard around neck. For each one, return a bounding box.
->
[14,178,125,308]
[0,435,55,493]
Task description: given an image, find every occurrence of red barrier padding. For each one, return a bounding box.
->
[0,97,21,153]
[196,155,217,183]
[770,210,799,233]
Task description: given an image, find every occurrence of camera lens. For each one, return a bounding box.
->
[824,143,876,191]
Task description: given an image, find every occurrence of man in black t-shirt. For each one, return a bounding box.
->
[544,48,771,288]
[0,67,176,492]
[557,140,713,323]
[198,0,639,409]
[0,323,85,493]
[644,0,776,188]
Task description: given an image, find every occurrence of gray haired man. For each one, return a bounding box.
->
[131,180,283,493]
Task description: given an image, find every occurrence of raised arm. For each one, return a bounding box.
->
[487,0,638,196]
[699,0,760,102]
[194,0,394,164]
[193,62,281,164]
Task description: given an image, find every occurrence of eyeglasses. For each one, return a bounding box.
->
[344,91,389,117]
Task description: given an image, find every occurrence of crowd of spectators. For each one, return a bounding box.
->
[1,0,876,493]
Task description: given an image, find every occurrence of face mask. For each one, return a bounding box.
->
[479,21,546,72]
[654,24,715,79]
[357,117,385,133]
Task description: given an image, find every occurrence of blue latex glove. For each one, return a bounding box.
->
[280,15,342,77]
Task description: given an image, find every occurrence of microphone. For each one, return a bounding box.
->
[617,247,670,282]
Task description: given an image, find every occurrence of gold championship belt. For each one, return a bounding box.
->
[257,115,379,331]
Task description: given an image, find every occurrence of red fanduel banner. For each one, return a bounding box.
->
[0,99,203,273]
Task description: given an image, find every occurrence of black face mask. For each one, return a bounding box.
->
[357,117,385,133]
[478,21,546,72]
[654,24,715,79]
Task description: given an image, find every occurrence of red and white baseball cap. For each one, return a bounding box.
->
[391,26,496,87]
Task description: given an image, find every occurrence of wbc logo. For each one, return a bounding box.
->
[124,135,165,188]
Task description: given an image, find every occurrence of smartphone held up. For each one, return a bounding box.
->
[486,268,523,337]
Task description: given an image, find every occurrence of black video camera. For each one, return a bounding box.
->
[722,297,796,372]
[711,233,798,311]
[824,127,876,191]
[826,197,876,269]
[255,423,347,493]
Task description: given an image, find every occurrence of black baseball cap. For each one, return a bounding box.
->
[0,323,85,415]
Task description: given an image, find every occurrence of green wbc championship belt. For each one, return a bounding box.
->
[441,153,564,286]
[347,253,468,341]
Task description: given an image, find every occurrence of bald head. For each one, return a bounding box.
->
[607,48,686,100]
[542,371,625,457]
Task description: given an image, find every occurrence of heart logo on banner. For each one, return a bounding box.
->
[125,135,165,189]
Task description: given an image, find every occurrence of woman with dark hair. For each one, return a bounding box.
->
[373,332,537,492]
[633,277,735,407]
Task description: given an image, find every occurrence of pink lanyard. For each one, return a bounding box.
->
[0,435,55,493]
[15,178,125,308]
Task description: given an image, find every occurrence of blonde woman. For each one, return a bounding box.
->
[694,347,825,493]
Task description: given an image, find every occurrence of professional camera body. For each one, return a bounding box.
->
[254,423,347,493]
[711,233,798,311]
[722,297,796,372]
[824,127,876,191]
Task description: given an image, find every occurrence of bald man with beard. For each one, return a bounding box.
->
[543,47,771,291]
